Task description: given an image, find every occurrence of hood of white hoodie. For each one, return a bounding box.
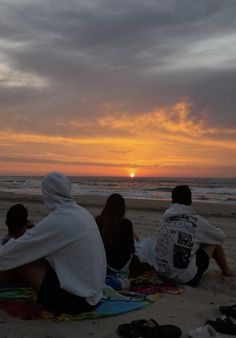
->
[163,203,194,218]
[41,172,73,211]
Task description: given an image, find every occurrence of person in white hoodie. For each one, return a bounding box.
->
[0,172,107,314]
[154,185,233,286]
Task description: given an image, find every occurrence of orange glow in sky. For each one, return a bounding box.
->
[0,102,235,177]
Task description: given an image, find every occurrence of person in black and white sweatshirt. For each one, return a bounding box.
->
[154,185,234,286]
[0,172,106,314]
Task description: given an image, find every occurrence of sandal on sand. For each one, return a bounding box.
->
[205,315,236,335]
[188,324,220,337]
[119,319,182,338]
[118,322,144,338]
[219,304,236,320]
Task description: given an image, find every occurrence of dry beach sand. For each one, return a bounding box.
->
[0,192,235,338]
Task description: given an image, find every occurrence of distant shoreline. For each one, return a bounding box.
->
[0,191,235,217]
[0,176,235,206]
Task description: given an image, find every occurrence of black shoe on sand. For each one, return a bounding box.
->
[205,315,236,335]
[118,318,182,338]
[219,304,236,320]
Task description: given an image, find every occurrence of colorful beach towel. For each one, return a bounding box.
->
[105,269,183,295]
[0,272,183,321]
[0,285,158,321]
[130,270,183,295]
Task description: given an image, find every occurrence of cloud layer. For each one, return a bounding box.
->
[0,0,235,176]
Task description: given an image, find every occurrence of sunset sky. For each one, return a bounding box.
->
[0,0,235,177]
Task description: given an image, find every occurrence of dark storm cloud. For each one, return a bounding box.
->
[0,0,236,132]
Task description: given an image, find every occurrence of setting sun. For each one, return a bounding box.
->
[129,172,135,178]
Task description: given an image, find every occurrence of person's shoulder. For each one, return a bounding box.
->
[95,214,101,221]
[123,218,133,227]
[95,215,102,225]
[193,214,211,227]
[123,217,132,222]
[2,236,11,245]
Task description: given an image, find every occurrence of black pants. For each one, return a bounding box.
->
[37,266,96,314]
[185,249,210,287]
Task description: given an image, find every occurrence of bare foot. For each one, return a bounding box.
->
[222,269,235,277]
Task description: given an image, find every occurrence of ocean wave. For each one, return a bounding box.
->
[0,176,235,205]
[144,187,172,192]
[226,198,236,202]
[198,196,210,200]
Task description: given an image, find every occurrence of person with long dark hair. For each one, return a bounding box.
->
[96,193,154,278]
[95,193,135,273]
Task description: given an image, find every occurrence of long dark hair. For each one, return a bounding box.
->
[96,193,126,247]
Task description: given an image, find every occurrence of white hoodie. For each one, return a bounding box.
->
[154,203,225,283]
[0,172,107,305]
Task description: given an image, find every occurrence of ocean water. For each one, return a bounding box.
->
[0,176,236,205]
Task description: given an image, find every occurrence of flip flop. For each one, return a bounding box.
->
[118,322,145,338]
[131,319,182,338]
[205,315,236,335]
[219,304,236,320]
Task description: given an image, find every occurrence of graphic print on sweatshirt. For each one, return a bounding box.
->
[156,215,198,270]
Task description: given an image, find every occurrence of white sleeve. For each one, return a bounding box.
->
[195,216,225,245]
[0,215,76,271]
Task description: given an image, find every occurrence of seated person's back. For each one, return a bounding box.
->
[154,185,233,286]
[0,172,107,314]
[95,193,135,272]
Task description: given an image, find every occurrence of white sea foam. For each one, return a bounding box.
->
[0,176,235,205]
